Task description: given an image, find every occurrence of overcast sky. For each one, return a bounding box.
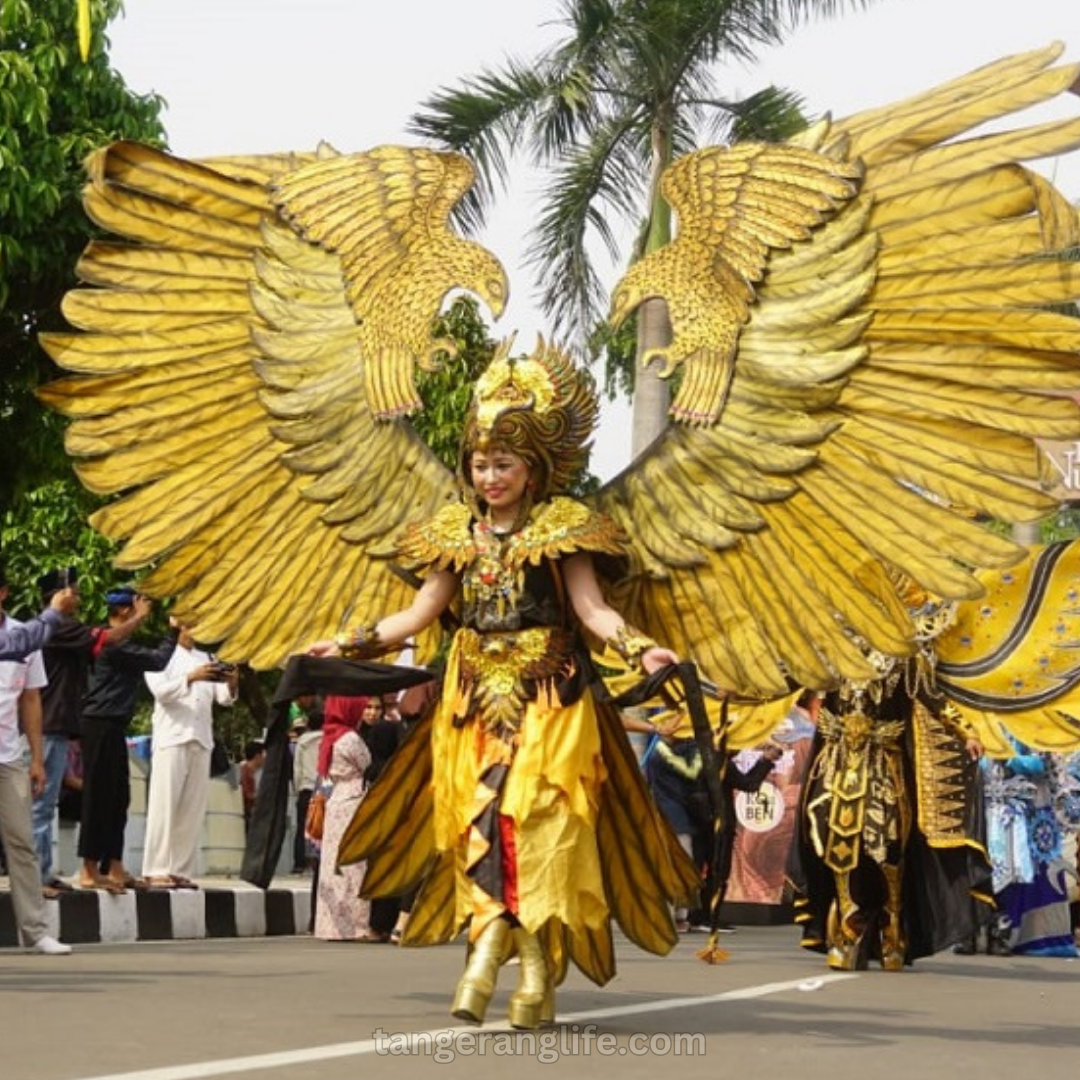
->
[105,0,1080,478]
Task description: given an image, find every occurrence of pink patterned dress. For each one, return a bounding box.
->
[314,730,373,940]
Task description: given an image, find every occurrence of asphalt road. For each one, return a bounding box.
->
[2,926,1076,1080]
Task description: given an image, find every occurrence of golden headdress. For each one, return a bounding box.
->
[459,338,598,505]
[887,566,957,644]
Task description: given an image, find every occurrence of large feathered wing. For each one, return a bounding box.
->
[39,142,508,668]
[936,539,1080,756]
[598,44,1080,700]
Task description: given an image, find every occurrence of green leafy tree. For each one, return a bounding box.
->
[0,477,117,623]
[0,0,165,506]
[410,0,875,455]
[415,297,498,470]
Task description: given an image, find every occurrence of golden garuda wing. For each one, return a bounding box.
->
[38,141,508,668]
[597,44,1080,699]
[936,540,1080,756]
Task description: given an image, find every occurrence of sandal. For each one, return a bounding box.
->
[355,930,390,944]
[112,875,150,891]
[168,875,200,890]
[79,877,126,895]
[146,877,180,890]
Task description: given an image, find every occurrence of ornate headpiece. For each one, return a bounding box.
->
[889,566,957,643]
[459,337,598,506]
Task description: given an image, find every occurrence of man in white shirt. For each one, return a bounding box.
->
[291,706,323,873]
[0,570,72,954]
[141,622,237,888]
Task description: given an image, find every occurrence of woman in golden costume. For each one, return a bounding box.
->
[308,343,697,1028]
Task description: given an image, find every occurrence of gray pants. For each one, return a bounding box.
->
[0,760,48,944]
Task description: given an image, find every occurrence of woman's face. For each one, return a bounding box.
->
[361,700,382,725]
[470,448,530,514]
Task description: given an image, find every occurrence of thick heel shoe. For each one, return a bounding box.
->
[507,927,552,1030]
[451,918,511,1025]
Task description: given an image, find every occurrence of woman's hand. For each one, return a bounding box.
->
[655,712,683,738]
[306,639,341,657]
[641,645,679,674]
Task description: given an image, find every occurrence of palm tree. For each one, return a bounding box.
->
[410,0,877,457]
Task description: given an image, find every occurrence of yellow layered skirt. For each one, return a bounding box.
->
[338,637,699,985]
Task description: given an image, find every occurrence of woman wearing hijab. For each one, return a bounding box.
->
[313,695,385,942]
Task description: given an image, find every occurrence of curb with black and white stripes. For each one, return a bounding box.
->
[0,885,311,946]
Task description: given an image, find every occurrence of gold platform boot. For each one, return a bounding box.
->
[826,873,868,971]
[879,863,906,972]
[507,927,553,1030]
[452,917,511,1025]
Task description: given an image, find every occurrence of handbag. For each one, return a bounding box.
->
[209,740,231,778]
[304,781,329,841]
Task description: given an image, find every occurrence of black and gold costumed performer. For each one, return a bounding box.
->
[794,542,1080,971]
[795,588,991,971]
[37,44,1080,1020]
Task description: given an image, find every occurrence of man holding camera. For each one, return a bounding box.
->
[78,586,176,892]
[0,564,72,953]
[0,558,79,661]
[34,568,153,896]
[141,620,238,888]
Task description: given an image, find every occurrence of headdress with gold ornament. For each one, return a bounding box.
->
[459,338,598,512]
[888,566,957,644]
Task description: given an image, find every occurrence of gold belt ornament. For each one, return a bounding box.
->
[819,709,906,748]
[816,710,908,872]
[455,627,574,732]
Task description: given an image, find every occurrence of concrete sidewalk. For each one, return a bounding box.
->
[1,752,313,947]
[0,873,312,946]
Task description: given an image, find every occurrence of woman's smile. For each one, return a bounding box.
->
[471,448,530,514]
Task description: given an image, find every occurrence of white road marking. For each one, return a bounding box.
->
[74,973,856,1080]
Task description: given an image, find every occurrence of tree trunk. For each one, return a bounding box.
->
[631,108,675,461]
[631,299,672,458]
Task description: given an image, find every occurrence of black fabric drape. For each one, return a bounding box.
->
[241,656,435,888]
[602,661,731,930]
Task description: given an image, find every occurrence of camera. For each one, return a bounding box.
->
[208,661,236,680]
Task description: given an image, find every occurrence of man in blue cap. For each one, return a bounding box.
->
[77,585,175,892]
[33,569,153,896]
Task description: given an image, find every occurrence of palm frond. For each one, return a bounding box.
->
[705,84,809,143]
[526,119,649,338]
[409,0,878,329]
[408,60,555,231]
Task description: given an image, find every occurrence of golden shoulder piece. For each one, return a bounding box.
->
[888,566,956,642]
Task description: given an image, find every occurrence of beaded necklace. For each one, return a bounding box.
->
[462,520,524,621]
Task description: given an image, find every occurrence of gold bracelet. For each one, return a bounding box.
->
[607,624,658,671]
[336,622,383,660]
